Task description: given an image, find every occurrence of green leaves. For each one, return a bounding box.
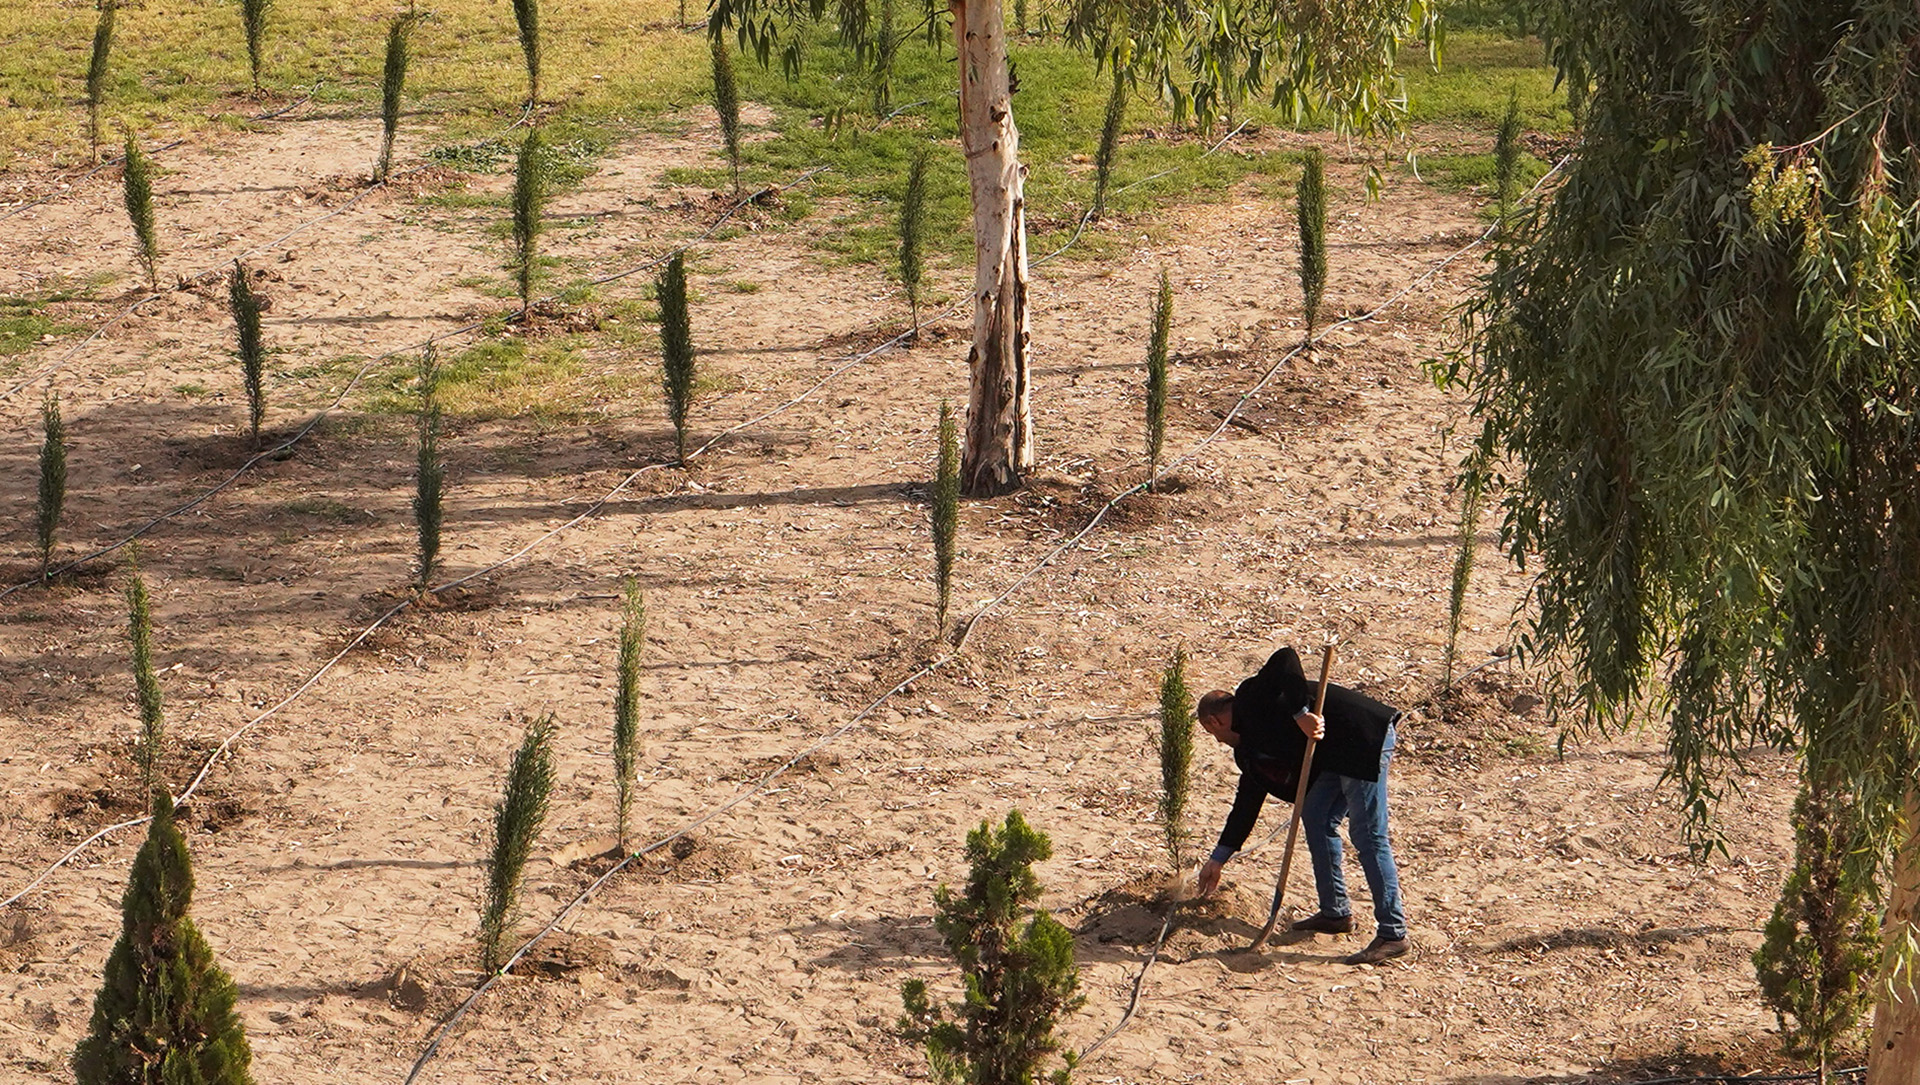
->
[657,252,696,462]
[37,390,66,580]
[481,714,557,972]
[1157,647,1194,868]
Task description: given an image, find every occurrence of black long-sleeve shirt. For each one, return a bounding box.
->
[1212,647,1399,858]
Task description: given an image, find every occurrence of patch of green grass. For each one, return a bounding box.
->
[173,381,212,397]
[0,308,81,355]
[1402,32,1569,131]
[359,338,641,421]
[727,280,761,293]
[1416,150,1550,200]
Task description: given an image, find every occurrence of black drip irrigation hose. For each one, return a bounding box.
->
[403,150,1567,1082]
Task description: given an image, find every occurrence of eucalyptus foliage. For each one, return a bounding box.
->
[376,12,417,183]
[932,400,960,634]
[228,261,266,444]
[1442,0,1920,1059]
[87,0,117,162]
[1157,647,1194,868]
[613,576,645,850]
[480,714,556,973]
[899,811,1083,1085]
[122,133,159,292]
[658,252,696,462]
[1144,268,1171,487]
[38,391,67,581]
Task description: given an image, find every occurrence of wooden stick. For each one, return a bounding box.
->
[1248,642,1336,951]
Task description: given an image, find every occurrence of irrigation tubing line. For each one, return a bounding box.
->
[404,152,1572,1083]
[0,165,831,601]
[0,86,318,224]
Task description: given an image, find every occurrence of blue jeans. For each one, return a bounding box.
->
[1300,725,1405,940]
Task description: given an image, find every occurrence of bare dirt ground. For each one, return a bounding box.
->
[1,103,1809,1084]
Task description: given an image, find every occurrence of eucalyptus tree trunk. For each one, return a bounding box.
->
[1869,790,1920,1084]
[950,0,1032,497]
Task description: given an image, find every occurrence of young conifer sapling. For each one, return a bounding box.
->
[228,261,266,445]
[122,132,160,291]
[1158,647,1195,869]
[240,0,270,92]
[657,252,696,462]
[1145,268,1172,489]
[932,401,960,634]
[899,811,1083,1085]
[375,12,416,183]
[898,148,929,336]
[72,789,253,1085]
[38,391,68,581]
[511,0,542,105]
[480,714,557,972]
[710,34,743,196]
[1295,148,1328,359]
[412,346,444,590]
[125,552,165,793]
[1093,55,1129,219]
[510,128,547,316]
[613,576,645,850]
[86,0,117,163]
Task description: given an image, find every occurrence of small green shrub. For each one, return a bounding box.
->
[613,577,645,850]
[1144,268,1172,487]
[1093,56,1128,219]
[1157,647,1194,868]
[72,789,254,1085]
[711,34,743,195]
[510,128,548,314]
[658,252,696,462]
[1295,147,1328,354]
[86,0,117,162]
[899,147,929,334]
[376,13,416,183]
[899,810,1082,1085]
[37,391,67,580]
[124,552,164,793]
[122,132,159,291]
[511,0,542,104]
[932,400,959,634]
[412,348,444,589]
[228,261,266,444]
[240,0,270,91]
[480,714,557,973]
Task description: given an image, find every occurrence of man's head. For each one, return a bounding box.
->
[1197,689,1235,745]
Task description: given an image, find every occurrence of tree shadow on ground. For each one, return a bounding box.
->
[1443,1046,1854,1085]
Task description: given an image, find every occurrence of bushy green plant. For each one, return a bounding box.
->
[510,128,547,315]
[37,391,67,581]
[122,132,159,291]
[899,810,1083,1085]
[658,252,696,462]
[871,0,898,113]
[125,552,164,794]
[1295,147,1328,355]
[1493,88,1524,221]
[1157,647,1194,868]
[375,12,416,183]
[613,577,645,850]
[1755,778,1880,1078]
[72,789,254,1085]
[480,714,557,973]
[1092,56,1128,219]
[511,0,541,104]
[412,347,444,590]
[899,147,929,335]
[228,261,266,444]
[711,33,743,195]
[1144,268,1171,488]
[240,0,270,91]
[932,400,960,634]
[86,0,117,163]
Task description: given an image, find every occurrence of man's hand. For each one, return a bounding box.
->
[1295,710,1325,740]
[1196,859,1224,898]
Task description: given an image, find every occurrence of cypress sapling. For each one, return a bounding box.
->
[125,551,165,794]
[510,0,541,103]
[511,0,541,105]
[932,401,959,634]
[228,261,266,445]
[480,714,557,973]
[87,0,117,164]
[38,390,68,581]
[1157,647,1194,869]
[241,0,270,92]
[375,12,416,183]
[1144,268,1172,488]
[1494,88,1524,223]
[1093,55,1128,219]
[1295,147,1328,358]
[899,811,1082,1085]
[412,347,444,590]
[898,147,929,336]
[1442,456,1486,692]
[72,789,254,1085]
[710,34,743,196]
[612,576,645,850]
[871,0,897,114]
[510,127,547,316]
[657,252,696,462]
[1015,0,1028,36]
[122,132,159,292]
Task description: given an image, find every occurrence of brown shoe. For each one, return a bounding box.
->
[1289,912,1354,935]
[1341,936,1410,965]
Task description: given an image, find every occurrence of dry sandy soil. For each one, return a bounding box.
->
[0,100,1814,1084]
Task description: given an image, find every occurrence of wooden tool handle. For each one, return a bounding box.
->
[1248,642,1337,951]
